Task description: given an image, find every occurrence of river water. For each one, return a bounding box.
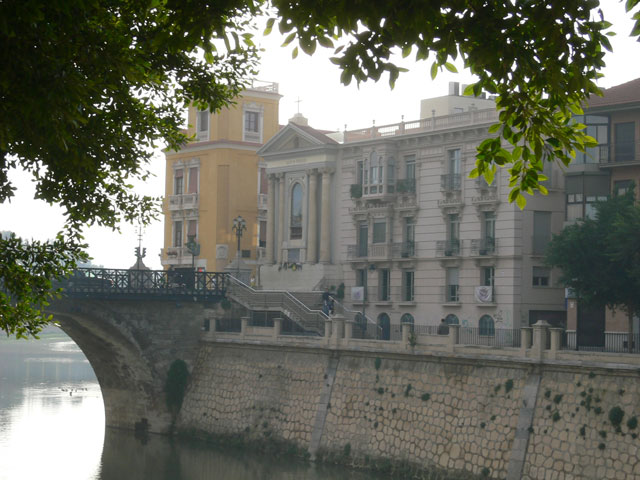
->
[0,328,379,480]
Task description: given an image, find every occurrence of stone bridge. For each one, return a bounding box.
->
[46,268,228,434]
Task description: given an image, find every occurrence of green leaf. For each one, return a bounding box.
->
[292,46,299,59]
[488,123,501,134]
[444,62,458,73]
[281,32,296,47]
[430,62,438,80]
[515,193,527,210]
[463,83,476,96]
[264,18,275,36]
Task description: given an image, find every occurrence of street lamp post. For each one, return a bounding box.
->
[232,215,247,279]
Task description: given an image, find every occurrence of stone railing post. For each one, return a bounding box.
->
[331,314,345,347]
[549,328,563,360]
[532,320,550,361]
[401,322,412,350]
[344,319,354,346]
[324,318,332,344]
[273,317,282,340]
[241,316,249,338]
[448,324,460,352]
[520,327,532,356]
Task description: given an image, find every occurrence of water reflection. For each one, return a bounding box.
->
[1,329,380,480]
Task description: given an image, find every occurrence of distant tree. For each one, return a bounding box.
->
[546,189,640,352]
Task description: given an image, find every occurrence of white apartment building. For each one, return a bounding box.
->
[258,85,566,334]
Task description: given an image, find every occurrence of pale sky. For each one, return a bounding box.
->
[1,0,638,270]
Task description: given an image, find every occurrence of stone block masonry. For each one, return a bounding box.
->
[178,340,640,479]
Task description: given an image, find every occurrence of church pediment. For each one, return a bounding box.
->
[258,123,337,157]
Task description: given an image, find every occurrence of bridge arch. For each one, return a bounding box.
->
[48,296,219,434]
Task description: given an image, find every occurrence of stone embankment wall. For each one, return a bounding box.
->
[178,341,640,480]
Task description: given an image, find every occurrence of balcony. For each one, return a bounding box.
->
[441,174,461,192]
[475,176,497,190]
[347,243,392,261]
[168,193,199,211]
[161,247,193,266]
[396,178,416,194]
[436,239,461,257]
[392,241,415,258]
[470,238,497,256]
[599,141,640,166]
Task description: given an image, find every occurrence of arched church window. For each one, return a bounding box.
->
[290,183,303,239]
[479,315,495,336]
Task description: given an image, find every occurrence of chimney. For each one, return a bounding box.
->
[448,81,460,96]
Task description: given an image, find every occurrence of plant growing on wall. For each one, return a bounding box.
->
[166,359,189,416]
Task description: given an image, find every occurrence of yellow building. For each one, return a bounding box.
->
[161,81,281,273]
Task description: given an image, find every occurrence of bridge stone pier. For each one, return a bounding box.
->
[47,297,217,434]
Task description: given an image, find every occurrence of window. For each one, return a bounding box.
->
[614,122,635,162]
[368,151,384,194]
[401,313,415,325]
[448,149,461,175]
[259,167,268,194]
[259,220,267,248]
[243,109,262,142]
[402,271,414,301]
[483,212,495,253]
[356,161,364,185]
[479,315,495,336]
[387,156,395,193]
[378,269,390,301]
[446,267,459,302]
[174,169,184,195]
[242,250,251,258]
[405,155,416,180]
[614,179,633,196]
[373,221,386,244]
[403,218,415,257]
[290,183,303,239]
[378,313,391,341]
[196,109,209,141]
[532,211,551,255]
[482,266,494,287]
[447,214,460,254]
[565,175,610,221]
[574,115,608,164]
[584,195,608,219]
[187,219,197,241]
[445,314,459,325]
[358,223,368,257]
[173,221,183,247]
[187,167,198,194]
[532,266,550,287]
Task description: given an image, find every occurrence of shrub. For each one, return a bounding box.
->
[504,379,514,393]
[627,416,638,430]
[374,357,382,370]
[553,394,563,404]
[421,393,431,402]
[165,359,189,414]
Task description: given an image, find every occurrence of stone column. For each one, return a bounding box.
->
[319,168,333,263]
[402,322,411,345]
[448,324,460,352]
[306,169,318,264]
[344,319,354,342]
[266,174,276,264]
[277,173,286,264]
[532,320,550,361]
[520,327,533,356]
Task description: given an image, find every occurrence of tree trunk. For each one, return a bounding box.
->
[628,308,634,354]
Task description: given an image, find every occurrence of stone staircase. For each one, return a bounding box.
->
[226,277,327,335]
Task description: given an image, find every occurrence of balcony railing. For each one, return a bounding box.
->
[168,193,199,211]
[343,108,499,143]
[392,241,415,258]
[396,178,416,194]
[603,141,640,164]
[475,177,497,189]
[470,238,497,256]
[441,174,461,191]
[347,243,392,260]
[436,239,461,257]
